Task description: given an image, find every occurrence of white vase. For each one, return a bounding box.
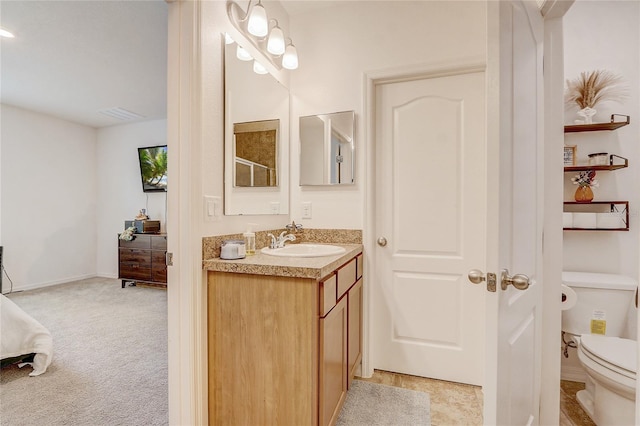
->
[577,107,596,124]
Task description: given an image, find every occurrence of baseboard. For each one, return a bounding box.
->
[4,273,98,293]
[561,365,587,383]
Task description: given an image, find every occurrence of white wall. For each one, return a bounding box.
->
[288,1,487,228]
[96,119,167,278]
[561,0,640,377]
[0,104,97,291]
[563,1,639,280]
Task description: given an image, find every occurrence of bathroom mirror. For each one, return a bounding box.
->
[299,111,355,185]
[224,34,290,215]
[233,119,279,187]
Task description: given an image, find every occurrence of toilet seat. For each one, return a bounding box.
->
[579,334,636,380]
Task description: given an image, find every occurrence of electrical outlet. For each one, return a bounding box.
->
[302,202,312,219]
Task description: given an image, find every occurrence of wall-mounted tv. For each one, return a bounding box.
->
[138,145,167,192]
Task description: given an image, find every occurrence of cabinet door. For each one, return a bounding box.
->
[348,278,363,387]
[151,250,167,283]
[319,296,348,426]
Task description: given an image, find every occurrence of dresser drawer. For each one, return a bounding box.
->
[119,262,152,281]
[119,234,151,249]
[337,258,357,300]
[151,235,167,250]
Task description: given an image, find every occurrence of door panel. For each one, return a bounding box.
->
[373,70,486,386]
[486,1,544,424]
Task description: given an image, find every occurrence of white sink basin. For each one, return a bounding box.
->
[261,244,346,258]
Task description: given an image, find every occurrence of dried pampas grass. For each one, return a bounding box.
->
[565,70,629,109]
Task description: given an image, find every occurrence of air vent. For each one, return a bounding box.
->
[98,107,145,121]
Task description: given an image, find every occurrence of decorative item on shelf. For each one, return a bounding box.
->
[119,226,137,241]
[588,152,608,166]
[564,145,576,166]
[135,209,149,220]
[565,70,629,124]
[571,170,598,203]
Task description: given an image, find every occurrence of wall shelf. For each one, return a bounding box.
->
[564,154,628,172]
[564,114,630,133]
[563,201,629,231]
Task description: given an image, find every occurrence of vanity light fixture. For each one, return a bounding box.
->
[224,32,234,45]
[253,60,268,75]
[247,0,268,37]
[236,45,253,61]
[0,28,15,38]
[266,20,285,56]
[282,39,299,70]
[227,0,299,71]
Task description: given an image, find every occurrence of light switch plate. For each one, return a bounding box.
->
[204,195,222,222]
[270,202,280,215]
[302,202,312,219]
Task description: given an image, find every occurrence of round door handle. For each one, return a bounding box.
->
[467,269,486,284]
[501,269,530,291]
[377,237,388,247]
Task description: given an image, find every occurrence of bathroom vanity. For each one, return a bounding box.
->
[204,244,363,426]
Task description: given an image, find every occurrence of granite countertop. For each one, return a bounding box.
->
[203,243,363,280]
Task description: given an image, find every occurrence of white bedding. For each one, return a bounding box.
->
[0,294,52,376]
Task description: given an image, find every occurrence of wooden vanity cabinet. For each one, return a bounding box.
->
[207,251,363,426]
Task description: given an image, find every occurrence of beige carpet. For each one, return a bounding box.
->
[337,380,431,425]
[0,277,168,426]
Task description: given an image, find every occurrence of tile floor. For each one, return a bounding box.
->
[359,370,484,425]
[360,371,594,426]
[559,380,595,426]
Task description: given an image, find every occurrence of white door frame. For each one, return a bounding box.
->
[166,1,208,425]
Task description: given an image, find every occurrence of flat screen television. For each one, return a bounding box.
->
[138,145,167,192]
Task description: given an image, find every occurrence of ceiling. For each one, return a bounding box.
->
[0,0,168,129]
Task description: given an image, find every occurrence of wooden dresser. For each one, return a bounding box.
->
[118,233,167,288]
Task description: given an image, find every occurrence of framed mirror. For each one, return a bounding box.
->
[299,111,355,186]
[224,34,290,215]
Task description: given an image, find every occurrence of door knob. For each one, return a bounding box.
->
[377,237,387,247]
[467,269,496,292]
[467,269,486,284]
[501,269,530,291]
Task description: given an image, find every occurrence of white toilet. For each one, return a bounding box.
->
[562,271,638,425]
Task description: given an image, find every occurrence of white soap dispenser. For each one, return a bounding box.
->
[243,223,256,255]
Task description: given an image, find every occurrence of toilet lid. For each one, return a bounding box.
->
[580,334,636,375]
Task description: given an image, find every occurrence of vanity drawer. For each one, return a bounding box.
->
[337,258,357,300]
[320,274,337,317]
[356,254,363,280]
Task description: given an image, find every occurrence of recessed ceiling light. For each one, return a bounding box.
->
[0,28,15,39]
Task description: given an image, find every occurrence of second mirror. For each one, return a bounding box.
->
[300,111,355,186]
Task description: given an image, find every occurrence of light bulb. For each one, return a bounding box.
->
[0,28,15,38]
[224,33,234,45]
[282,43,298,70]
[267,25,285,55]
[247,1,268,37]
[236,45,252,61]
[253,60,268,75]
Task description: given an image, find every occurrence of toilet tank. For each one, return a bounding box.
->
[562,271,637,337]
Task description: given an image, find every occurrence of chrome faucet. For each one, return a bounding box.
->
[267,231,297,249]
